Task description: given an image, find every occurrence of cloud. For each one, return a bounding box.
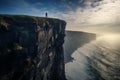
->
[1,0,120,34]
[88,0,120,25]
[23,1,60,17]
[62,0,120,33]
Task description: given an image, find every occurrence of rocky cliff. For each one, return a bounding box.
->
[64,31,96,63]
[0,14,66,80]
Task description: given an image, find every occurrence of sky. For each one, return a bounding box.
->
[0,0,120,34]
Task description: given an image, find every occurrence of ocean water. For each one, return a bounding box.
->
[65,34,120,80]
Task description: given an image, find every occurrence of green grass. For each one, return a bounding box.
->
[0,14,63,21]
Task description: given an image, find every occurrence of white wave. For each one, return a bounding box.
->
[65,40,97,80]
[65,34,120,80]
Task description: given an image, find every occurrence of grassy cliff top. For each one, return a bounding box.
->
[0,14,66,26]
[0,14,63,21]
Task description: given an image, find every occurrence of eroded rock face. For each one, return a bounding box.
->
[0,15,66,80]
[64,31,96,63]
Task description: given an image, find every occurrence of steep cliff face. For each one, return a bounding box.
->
[64,31,96,63]
[0,15,66,80]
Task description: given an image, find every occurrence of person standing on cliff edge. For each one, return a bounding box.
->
[45,12,48,17]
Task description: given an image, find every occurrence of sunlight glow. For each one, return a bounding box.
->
[97,34,120,46]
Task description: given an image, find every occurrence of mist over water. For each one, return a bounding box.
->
[65,34,120,80]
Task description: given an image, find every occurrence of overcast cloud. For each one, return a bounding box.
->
[62,0,120,33]
[0,0,120,33]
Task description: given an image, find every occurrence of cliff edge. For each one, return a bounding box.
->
[0,14,66,80]
[64,31,96,63]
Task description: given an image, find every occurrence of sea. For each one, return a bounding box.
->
[65,34,120,80]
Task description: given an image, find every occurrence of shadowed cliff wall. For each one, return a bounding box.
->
[0,15,66,80]
[64,31,96,63]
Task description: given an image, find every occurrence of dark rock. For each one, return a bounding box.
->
[64,31,96,63]
[0,14,66,80]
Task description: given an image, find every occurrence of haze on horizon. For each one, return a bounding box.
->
[0,0,120,34]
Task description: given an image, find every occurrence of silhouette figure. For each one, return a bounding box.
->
[45,12,48,17]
